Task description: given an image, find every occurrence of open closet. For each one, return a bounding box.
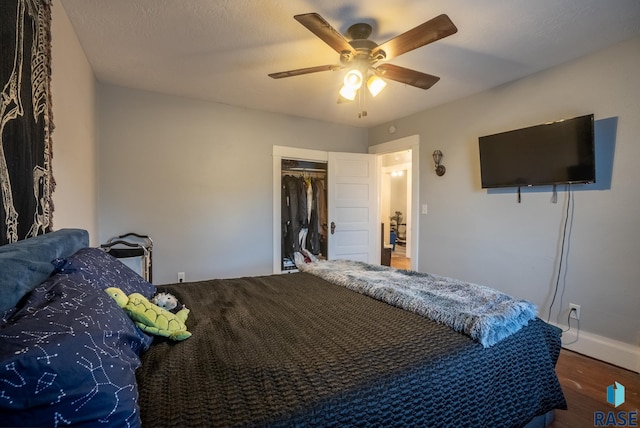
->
[280,159,328,272]
[273,146,378,274]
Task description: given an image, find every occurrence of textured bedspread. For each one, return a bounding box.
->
[136,273,566,427]
[296,258,538,347]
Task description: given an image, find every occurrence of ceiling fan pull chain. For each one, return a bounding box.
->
[358,86,367,118]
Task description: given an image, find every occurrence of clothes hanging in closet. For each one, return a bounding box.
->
[282,175,325,261]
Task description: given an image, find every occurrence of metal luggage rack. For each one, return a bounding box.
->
[100,233,153,282]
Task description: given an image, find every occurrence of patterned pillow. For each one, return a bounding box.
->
[0,248,155,427]
[60,247,156,297]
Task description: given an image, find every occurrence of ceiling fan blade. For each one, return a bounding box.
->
[269,64,340,79]
[372,14,457,61]
[294,13,353,54]
[374,64,440,90]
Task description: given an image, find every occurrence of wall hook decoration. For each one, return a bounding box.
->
[433,150,446,176]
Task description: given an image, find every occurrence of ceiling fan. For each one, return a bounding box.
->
[269,13,458,107]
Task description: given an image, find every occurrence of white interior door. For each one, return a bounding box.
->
[327,152,378,263]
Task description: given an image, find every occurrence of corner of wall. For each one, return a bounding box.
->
[50,0,99,244]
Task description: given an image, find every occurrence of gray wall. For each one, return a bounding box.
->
[97,84,368,284]
[369,37,640,348]
[51,0,98,243]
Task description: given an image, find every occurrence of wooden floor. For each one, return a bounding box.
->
[390,245,411,270]
[551,349,639,427]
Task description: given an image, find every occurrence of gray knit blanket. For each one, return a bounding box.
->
[296,258,537,347]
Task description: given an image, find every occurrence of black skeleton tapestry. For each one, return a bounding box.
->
[0,0,54,245]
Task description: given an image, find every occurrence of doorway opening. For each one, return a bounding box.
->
[370,135,420,271]
[380,150,412,269]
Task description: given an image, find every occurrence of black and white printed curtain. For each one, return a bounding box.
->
[0,0,54,245]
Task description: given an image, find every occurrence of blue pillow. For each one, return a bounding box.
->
[61,247,156,297]
[0,252,153,427]
[0,229,89,312]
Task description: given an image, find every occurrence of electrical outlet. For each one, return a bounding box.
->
[569,303,580,320]
[177,272,185,283]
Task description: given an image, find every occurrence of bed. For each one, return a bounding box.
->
[0,229,566,427]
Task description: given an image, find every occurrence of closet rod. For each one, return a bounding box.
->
[282,171,326,179]
[283,167,326,173]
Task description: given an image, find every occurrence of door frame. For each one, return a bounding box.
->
[273,145,378,273]
[369,135,420,271]
[273,146,328,273]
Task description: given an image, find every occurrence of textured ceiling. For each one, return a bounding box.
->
[59,0,640,127]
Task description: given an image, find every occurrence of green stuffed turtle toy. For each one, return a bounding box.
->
[105,287,191,341]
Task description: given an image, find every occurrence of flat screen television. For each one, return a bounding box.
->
[479,114,595,189]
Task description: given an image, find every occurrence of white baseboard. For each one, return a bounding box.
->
[552,323,639,373]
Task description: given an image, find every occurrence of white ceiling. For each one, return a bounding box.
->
[60,0,640,128]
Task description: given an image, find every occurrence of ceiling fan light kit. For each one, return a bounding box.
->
[339,85,358,101]
[367,75,387,97]
[269,12,458,117]
[344,69,363,89]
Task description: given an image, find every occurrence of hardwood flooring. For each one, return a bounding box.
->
[551,349,639,427]
[390,245,411,270]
